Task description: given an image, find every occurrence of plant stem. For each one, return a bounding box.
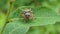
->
[1,0,16,33]
[1,0,10,34]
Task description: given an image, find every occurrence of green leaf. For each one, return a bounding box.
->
[0,12,6,34]
[27,26,46,34]
[41,0,60,10]
[27,26,40,34]
[2,23,29,34]
[55,22,60,33]
[45,25,57,34]
[9,6,60,26]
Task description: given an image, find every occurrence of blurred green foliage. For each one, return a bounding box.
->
[0,0,60,34]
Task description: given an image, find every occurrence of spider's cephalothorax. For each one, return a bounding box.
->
[22,8,33,22]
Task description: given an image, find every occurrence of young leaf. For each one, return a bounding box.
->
[2,23,29,34]
[9,6,60,26]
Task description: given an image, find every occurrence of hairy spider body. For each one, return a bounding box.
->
[22,8,33,22]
